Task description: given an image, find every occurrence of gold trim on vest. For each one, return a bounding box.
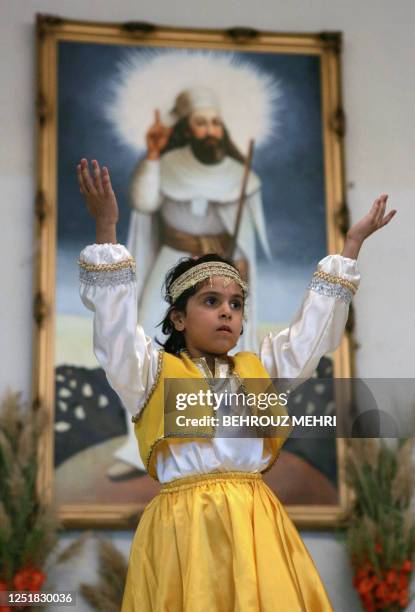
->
[131,349,165,424]
[134,350,290,481]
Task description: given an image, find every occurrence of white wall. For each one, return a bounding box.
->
[2,1,414,610]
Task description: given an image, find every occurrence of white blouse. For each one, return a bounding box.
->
[79,244,360,483]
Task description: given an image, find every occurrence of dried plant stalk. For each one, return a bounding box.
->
[55,531,91,564]
[0,389,82,587]
[80,536,128,611]
[345,436,415,611]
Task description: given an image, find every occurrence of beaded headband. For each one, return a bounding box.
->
[168,261,248,303]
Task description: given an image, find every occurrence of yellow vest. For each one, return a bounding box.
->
[133,349,291,481]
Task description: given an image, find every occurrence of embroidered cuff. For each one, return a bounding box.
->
[78,258,136,287]
[308,270,358,304]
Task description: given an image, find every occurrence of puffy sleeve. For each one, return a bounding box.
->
[78,243,161,420]
[259,254,360,385]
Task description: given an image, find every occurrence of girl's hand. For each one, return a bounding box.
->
[77,158,119,226]
[146,109,172,160]
[342,194,397,259]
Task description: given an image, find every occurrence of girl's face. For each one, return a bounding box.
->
[171,276,244,358]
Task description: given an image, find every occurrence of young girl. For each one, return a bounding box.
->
[77,158,396,611]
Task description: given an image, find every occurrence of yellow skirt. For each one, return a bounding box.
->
[121,471,333,612]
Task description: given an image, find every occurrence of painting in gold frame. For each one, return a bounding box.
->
[34,14,355,528]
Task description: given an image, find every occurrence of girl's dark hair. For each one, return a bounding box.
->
[155,253,247,355]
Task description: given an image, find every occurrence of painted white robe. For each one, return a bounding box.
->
[127,145,271,353]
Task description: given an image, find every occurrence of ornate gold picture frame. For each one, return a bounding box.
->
[34,14,354,528]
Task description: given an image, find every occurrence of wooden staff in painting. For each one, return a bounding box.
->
[226,139,255,283]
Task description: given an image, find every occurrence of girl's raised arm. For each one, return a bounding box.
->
[77,159,160,421]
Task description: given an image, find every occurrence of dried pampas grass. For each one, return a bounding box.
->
[80,537,128,611]
[345,435,415,609]
[0,389,84,585]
